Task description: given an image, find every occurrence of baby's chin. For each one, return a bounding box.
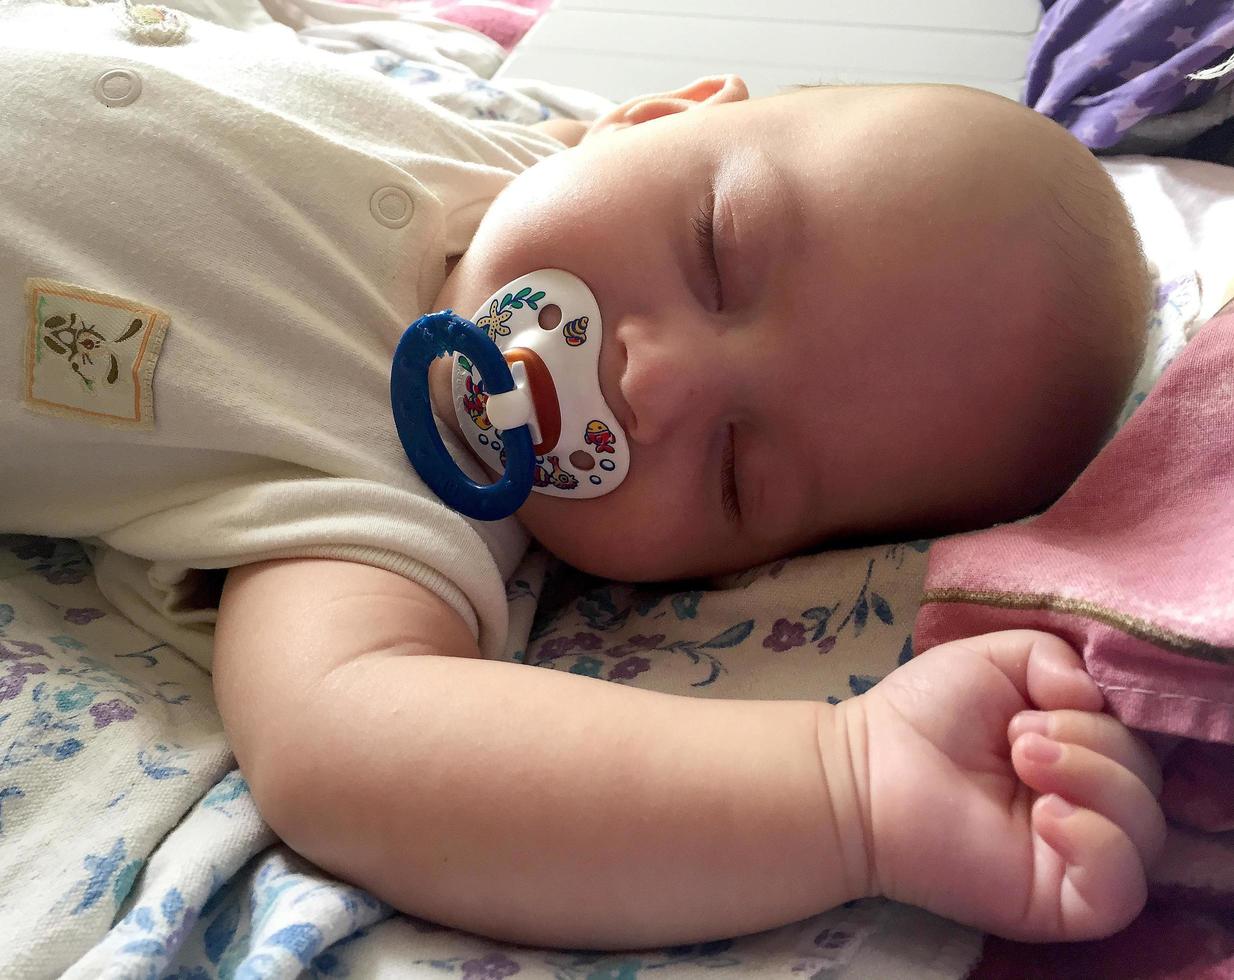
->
[514,497,667,581]
[513,495,767,583]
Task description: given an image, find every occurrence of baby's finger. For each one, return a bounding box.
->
[1008,709,1162,796]
[1013,734,1167,864]
[1031,794,1147,939]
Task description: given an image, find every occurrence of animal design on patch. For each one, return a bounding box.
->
[462,374,491,430]
[534,455,579,490]
[561,315,589,347]
[584,419,615,453]
[40,311,144,390]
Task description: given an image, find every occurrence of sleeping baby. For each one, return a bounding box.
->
[0,0,1163,952]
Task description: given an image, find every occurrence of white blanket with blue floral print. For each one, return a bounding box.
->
[0,532,989,980]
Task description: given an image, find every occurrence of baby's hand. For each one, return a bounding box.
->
[846,630,1165,941]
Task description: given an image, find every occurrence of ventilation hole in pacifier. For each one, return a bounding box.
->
[569,450,595,471]
[538,304,562,330]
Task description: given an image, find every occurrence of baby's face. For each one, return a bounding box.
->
[432,81,1080,580]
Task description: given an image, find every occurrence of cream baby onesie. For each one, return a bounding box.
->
[0,0,563,668]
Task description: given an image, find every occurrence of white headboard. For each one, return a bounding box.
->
[495,0,1043,102]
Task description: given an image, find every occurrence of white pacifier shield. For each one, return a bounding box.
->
[451,269,629,499]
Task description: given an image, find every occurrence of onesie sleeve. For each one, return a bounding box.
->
[469,120,570,167]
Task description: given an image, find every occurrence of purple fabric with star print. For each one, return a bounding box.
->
[1025,1,1234,149]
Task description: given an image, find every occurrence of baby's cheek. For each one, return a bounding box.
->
[483,162,592,260]
[514,485,670,580]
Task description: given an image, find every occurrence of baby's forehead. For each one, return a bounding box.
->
[763,83,1057,158]
[727,91,1059,216]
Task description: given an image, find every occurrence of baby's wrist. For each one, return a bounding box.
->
[818,698,879,903]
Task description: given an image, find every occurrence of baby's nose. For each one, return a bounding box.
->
[619,329,729,446]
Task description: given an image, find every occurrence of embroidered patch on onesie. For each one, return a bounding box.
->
[23,279,170,429]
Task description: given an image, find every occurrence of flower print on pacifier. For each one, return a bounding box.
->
[390,269,630,522]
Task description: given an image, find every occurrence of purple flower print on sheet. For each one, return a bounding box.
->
[764,618,807,652]
[537,631,603,661]
[461,952,521,980]
[609,656,651,681]
[533,619,747,688]
[64,607,106,625]
[759,556,897,653]
[90,699,137,728]
[0,661,50,702]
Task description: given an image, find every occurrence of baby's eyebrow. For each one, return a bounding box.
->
[731,148,798,309]
[755,147,797,212]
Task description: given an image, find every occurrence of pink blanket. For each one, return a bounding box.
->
[915,304,1234,744]
[914,302,1234,975]
[329,0,551,49]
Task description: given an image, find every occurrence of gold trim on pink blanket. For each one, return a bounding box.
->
[920,588,1234,665]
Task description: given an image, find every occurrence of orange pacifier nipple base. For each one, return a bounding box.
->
[505,347,560,455]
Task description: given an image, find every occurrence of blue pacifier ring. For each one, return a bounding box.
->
[391,310,535,522]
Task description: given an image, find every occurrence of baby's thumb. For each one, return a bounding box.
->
[967,629,1104,713]
[1023,632,1103,712]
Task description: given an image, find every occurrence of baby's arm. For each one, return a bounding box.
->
[213,558,870,950]
[215,562,1163,948]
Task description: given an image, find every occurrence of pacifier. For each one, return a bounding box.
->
[390,269,629,522]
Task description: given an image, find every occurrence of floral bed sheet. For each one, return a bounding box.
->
[0,534,990,980]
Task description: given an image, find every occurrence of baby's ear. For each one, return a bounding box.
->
[585,75,748,138]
